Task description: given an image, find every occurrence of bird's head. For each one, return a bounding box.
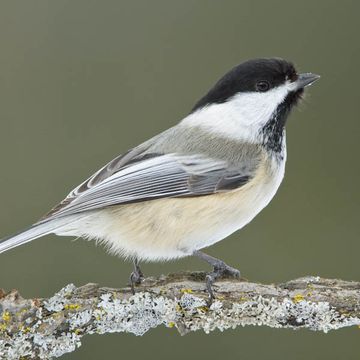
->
[191,58,320,150]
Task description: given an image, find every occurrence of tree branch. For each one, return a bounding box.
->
[0,273,359,359]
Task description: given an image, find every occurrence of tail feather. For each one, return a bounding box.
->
[0,219,69,254]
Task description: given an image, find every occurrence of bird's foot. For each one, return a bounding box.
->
[193,250,240,306]
[205,263,240,305]
[129,260,144,295]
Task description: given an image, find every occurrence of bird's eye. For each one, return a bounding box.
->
[256,80,270,92]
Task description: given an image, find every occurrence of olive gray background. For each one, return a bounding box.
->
[0,0,359,359]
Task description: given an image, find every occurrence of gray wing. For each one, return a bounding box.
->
[43,152,255,220]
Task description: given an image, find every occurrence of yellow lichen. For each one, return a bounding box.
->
[292,294,305,303]
[168,322,175,328]
[74,329,81,335]
[2,311,11,322]
[64,304,81,310]
[20,325,31,334]
[180,288,193,294]
[197,306,209,313]
[0,323,7,332]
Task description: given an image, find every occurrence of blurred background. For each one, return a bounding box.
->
[0,0,359,359]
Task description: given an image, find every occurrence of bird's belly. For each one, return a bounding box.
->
[72,164,284,261]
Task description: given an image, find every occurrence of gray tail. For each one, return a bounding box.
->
[0,219,68,254]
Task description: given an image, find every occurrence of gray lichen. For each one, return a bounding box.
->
[0,274,359,359]
[92,292,177,336]
[181,295,360,334]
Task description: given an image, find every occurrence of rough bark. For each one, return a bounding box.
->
[0,273,359,359]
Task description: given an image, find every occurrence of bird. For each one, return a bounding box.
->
[0,58,320,302]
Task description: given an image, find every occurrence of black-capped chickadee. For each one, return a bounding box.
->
[0,58,319,300]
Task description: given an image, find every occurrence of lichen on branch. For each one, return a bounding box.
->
[0,273,359,359]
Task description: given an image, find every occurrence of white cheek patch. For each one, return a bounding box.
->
[182,81,293,142]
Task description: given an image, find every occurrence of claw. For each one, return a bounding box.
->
[205,274,216,306]
[129,259,144,295]
[193,250,241,305]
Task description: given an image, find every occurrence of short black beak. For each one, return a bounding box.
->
[296,73,320,89]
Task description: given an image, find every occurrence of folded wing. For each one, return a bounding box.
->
[43,153,254,220]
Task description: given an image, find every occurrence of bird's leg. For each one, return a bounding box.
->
[193,250,240,305]
[129,258,144,295]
